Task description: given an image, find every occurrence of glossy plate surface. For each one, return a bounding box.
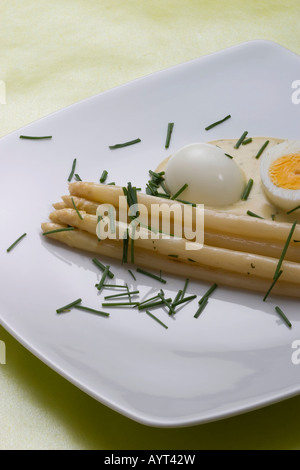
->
[1,40,300,427]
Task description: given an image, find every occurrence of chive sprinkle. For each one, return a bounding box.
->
[173,294,197,308]
[273,220,297,279]
[122,229,129,264]
[224,153,233,159]
[102,284,128,289]
[74,173,82,181]
[73,305,110,317]
[241,179,254,201]
[255,140,269,159]
[104,290,139,300]
[109,138,141,149]
[92,258,114,279]
[19,135,52,139]
[247,210,264,219]
[137,294,161,308]
[171,183,188,200]
[205,114,231,131]
[145,310,168,329]
[181,278,189,300]
[136,268,167,284]
[194,297,209,318]
[287,205,300,215]
[263,270,283,302]
[102,302,140,307]
[128,269,136,281]
[68,158,77,182]
[138,299,172,311]
[95,265,111,291]
[198,283,218,306]
[100,170,108,183]
[234,131,248,149]
[6,232,27,252]
[42,227,75,236]
[172,290,183,307]
[165,122,174,149]
[56,298,82,313]
[242,137,253,145]
[294,240,300,243]
[158,292,175,315]
[275,306,292,328]
[71,197,83,220]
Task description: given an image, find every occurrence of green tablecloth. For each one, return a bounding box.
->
[1,0,300,450]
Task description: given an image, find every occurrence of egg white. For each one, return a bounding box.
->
[164,143,246,206]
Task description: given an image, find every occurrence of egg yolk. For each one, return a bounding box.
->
[269,154,300,190]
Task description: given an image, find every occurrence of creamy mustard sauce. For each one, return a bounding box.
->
[156,137,300,224]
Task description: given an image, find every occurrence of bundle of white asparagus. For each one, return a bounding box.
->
[41,182,300,298]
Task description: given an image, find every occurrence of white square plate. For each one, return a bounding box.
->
[1,40,300,427]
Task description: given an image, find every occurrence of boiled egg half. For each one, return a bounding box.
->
[260,140,300,211]
[164,143,246,206]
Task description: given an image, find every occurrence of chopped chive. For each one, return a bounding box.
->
[137,294,161,308]
[242,137,253,145]
[100,170,108,183]
[194,297,209,318]
[188,258,196,262]
[19,135,52,139]
[104,290,139,300]
[42,227,75,235]
[294,240,300,243]
[263,270,283,302]
[165,122,174,149]
[275,306,292,328]
[172,290,183,307]
[198,283,218,305]
[108,182,116,185]
[255,140,269,159]
[102,284,128,289]
[74,173,82,181]
[145,310,168,329]
[287,205,300,215]
[224,153,233,159]
[181,278,189,300]
[136,268,167,284]
[122,229,129,264]
[175,198,196,207]
[168,254,178,258]
[56,298,82,313]
[138,299,172,311]
[241,179,254,201]
[271,214,276,221]
[158,291,175,315]
[67,158,77,182]
[71,197,83,220]
[205,114,231,131]
[73,305,110,317]
[273,220,297,279]
[130,237,135,264]
[128,269,136,281]
[173,294,197,308]
[109,138,141,149]
[92,258,114,279]
[234,131,248,149]
[247,210,264,219]
[171,183,188,200]
[6,232,27,252]
[101,302,140,307]
[95,265,111,291]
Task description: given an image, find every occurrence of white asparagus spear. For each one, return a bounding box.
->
[58,194,300,262]
[68,181,300,242]
[41,222,300,298]
[48,208,300,284]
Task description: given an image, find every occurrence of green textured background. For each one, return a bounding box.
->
[1,0,300,450]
